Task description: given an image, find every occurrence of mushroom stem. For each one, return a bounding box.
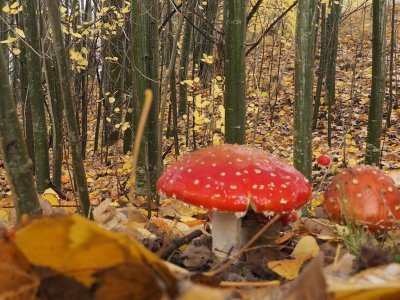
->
[211,211,243,259]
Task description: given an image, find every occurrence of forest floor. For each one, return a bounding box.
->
[1,11,400,300]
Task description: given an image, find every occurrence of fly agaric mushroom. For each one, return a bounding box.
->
[324,165,400,231]
[317,154,331,166]
[157,144,312,258]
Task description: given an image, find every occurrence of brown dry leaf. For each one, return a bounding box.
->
[150,217,191,238]
[326,262,400,299]
[0,235,31,271]
[34,266,91,300]
[0,263,39,300]
[159,198,206,219]
[291,235,320,259]
[281,254,328,300]
[14,215,176,289]
[94,262,176,300]
[267,257,310,280]
[0,235,39,299]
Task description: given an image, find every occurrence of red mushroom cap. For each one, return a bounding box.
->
[317,155,331,166]
[157,144,312,215]
[324,165,400,231]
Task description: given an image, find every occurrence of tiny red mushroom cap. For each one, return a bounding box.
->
[157,144,312,215]
[317,155,331,166]
[324,165,400,231]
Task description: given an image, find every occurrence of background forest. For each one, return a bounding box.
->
[0,0,400,298]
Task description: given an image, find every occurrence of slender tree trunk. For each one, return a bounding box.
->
[312,2,327,130]
[167,1,181,157]
[45,55,63,189]
[325,0,341,147]
[123,19,135,154]
[224,0,246,145]
[386,0,395,126]
[365,0,387,165]
[22,0,50,192]
[293,0,317,180]
[0,46,41,220]
[198,1,219,83]
[178,0,195,115]
[131,0,161,196]
[47,0,90,217]
[20,46,35,165]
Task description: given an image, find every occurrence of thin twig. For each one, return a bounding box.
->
[220,280,280,287]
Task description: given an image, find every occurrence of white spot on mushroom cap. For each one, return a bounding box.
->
[352,178,359,184]
[193,179,199,185]
[254,169,261,174]
[220,172,226,176]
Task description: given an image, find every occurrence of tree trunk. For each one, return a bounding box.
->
[293,0,317,180]
[325,0,341,147]
[47,0,91,217]
[224,0,246,145]
[365,0,387,165]
[386,0,395,126]
[312,2,327,130]
[0,45,41,220]
[22,0,50,192]
[178,0,195,115]
[45,54,63,189]
[131,0,161,197]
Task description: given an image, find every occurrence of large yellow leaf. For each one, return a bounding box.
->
[14,215,175,288]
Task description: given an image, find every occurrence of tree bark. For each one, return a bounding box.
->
[47,0,91,217]
[224,0,246,145]
[22,0,50,192]
[386,0,395,126]
[312,2,327,130]
[325,0,341,147]
[293,0,317,180]
[131,0,161,196]
[365,0,387,165]
[178,0,195,115]
[0,45,41,220]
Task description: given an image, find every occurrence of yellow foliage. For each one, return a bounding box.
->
[15,215,174,286]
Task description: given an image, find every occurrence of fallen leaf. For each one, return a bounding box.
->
[14,215,176,288]
[267,257,309,280]
[292,235,320,259]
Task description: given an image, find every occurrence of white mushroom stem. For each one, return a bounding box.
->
[211,211,244,259]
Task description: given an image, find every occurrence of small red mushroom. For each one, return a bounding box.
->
[157,144,312,258]
[317,154,331,166]
[324,165,400,231]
